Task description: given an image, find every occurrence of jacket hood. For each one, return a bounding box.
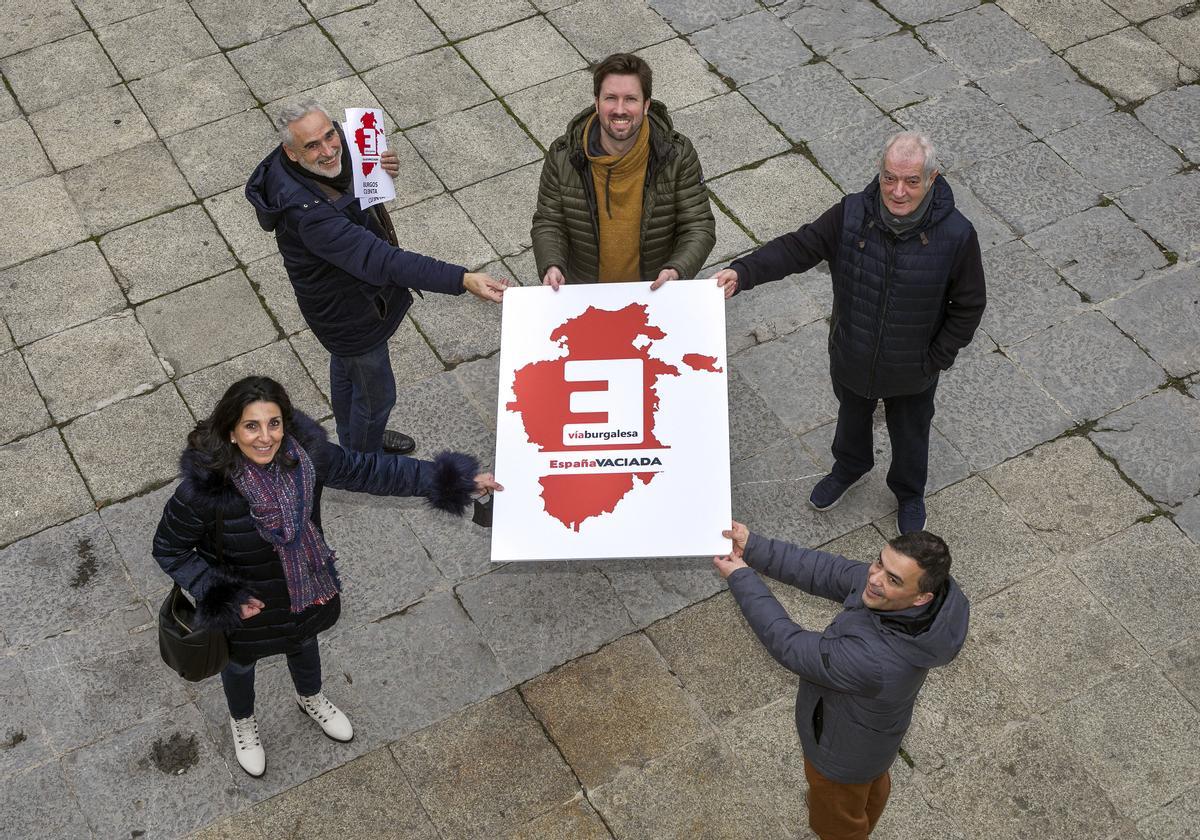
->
[245,142,329,233]
[178,411,328,510]
[863,174,957,233]
[565,100,677,164]
[868,576,970,669]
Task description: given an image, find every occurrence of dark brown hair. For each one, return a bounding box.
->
[592,53,653,100]
[188,376,298,477]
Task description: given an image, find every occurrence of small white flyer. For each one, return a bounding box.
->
[344,107,396,209]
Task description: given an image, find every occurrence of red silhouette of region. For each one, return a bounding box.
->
[682,353,723,373]
[508,304,683,530]
[354,112,378,176]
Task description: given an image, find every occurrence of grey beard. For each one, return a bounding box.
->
[298,157,342,178]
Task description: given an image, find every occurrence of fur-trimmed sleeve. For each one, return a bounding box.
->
[315,441,479,515]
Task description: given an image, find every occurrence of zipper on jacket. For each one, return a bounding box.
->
[866,230,895,398]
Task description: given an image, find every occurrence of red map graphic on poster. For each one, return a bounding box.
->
[682,353,723,373]
[507,304,716,531]
[353,112,378,176]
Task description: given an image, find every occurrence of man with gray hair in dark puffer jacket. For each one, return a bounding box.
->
[715,131,985,535]
[714,521,969,840]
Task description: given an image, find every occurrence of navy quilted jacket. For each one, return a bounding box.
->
[245,134,466,357]
[732,176,985,399]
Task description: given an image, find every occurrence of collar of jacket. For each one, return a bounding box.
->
[566,100,677,173]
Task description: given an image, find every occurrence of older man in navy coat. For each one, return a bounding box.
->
[246,100,507,456]
[716,132,986,534]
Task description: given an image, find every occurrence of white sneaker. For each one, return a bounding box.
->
[229,715,265,777]
[296,692,354,742]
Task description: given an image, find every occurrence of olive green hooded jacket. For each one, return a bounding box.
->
[531,102,716,284]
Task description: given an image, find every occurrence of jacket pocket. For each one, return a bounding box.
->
[373,293,387,320]
[812,697,825,744]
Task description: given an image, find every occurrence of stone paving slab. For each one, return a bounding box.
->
[690,10,813,87]
[130,54,258,138]
[932,351,1073,471]
[0,242,126,346]
[64,702,241,839]
[457,563,636,683]
[646,592,795,727]
[1,31,119,113]
[250,747,436,839]
[460,16,586,96]
[522,633,712,788]
[590,736,790,840]
[977,55,1114,140]
[24,310,167,422]
[1116,170,1200,262]
[62,383,195,504]
[971,563,1148,712]
[0,760,93,840]
[392,690,578,839]
[983,436,1155,553]
[1090,388,1200,506]
[923,723,1136,840]
[1064,25,1192,104]
[961,141,1098,236]
[0,428,94,546]
[0,349,50,445]
[997,0,1125,51]
[1046,663,1200,822]
[1071,518,1200,654]
[1023,205,1167,302]
[1136,84,1200,163]
[1046,110,1184,197]
[1007,310,1164,422]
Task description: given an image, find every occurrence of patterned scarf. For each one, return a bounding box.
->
[230,436,340,614]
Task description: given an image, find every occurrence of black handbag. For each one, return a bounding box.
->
[158,510,229,681]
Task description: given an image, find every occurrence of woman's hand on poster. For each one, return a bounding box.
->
[239,596,266,620]
[474,473,504,494]
[381,149,399,177]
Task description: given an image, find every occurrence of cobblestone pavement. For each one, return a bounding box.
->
[1,0,1198,837]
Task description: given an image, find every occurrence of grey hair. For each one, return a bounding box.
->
[879,131,938,180]
[276,99,333,148]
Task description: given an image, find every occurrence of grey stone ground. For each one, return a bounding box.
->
[0,0,1198,837]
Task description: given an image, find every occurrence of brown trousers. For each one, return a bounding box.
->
[803,757,892,840]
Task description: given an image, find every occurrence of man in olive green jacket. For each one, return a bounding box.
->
[531,53,716,289]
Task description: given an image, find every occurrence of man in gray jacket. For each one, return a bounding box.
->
[713,521,969,839]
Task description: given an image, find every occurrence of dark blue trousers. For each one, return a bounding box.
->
[221,636,322,720]
[830,378,938,503]
[329,340,397,453]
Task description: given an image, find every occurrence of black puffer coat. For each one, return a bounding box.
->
[732,176,986,399]
[152,412,476,665]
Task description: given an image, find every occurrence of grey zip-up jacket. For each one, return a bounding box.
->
[727,532,969,784]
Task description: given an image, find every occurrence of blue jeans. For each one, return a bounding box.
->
[221,636,322,720]
[329,341,396,453]
[830,378,938,503]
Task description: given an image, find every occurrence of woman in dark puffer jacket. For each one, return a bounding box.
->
[153,376,499,777]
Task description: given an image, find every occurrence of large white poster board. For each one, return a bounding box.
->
[492,281,732,562]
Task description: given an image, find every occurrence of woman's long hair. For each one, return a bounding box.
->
[188,376,299,477]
